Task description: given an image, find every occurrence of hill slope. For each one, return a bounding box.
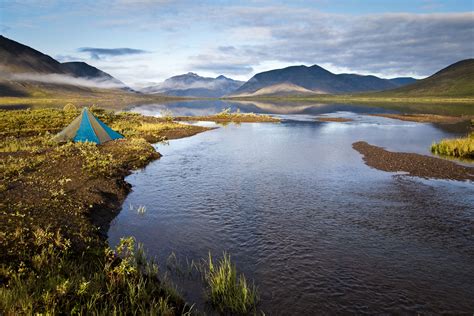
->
[142,73,244,97]
[0,35,133,96]
[0,35,66,74]
[374,59,474,97]
[231,64,415,96]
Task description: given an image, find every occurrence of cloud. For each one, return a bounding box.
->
[192,9,474,78]
[6,1,471,84]
[77,47,149,60]
[2,70,126,89]
[191,61,254,76]
[55,54,87,62]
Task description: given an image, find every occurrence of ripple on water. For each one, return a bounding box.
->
[109,111,474,314]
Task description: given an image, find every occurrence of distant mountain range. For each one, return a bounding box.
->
[0,35,133,97]
[229,65,417,97]
[141,73,244,98]
[1,35,471,100]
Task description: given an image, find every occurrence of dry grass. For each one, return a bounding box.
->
[431,133,474,159]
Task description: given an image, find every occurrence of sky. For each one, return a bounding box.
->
[1,0,473,88]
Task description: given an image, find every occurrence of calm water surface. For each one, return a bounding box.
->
[109,102,474,314]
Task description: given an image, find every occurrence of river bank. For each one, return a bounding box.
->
[0,107,212,314]
[353,141,474,181]
[368,113,473,124]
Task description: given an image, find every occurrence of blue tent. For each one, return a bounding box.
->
[54,108,124,144]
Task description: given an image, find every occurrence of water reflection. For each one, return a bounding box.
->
[126,99,396,117]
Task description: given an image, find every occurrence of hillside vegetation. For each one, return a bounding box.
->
[373,59,474,97]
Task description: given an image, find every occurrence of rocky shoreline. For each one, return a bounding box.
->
[353,141,474,181]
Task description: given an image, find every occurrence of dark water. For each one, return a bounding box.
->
[109,102,474,314]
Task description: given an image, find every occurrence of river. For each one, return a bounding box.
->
[109,101,474,314]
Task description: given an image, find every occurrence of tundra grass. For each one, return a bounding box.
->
[0,233,187,315]
[204,253,259,314]
[431,132,474,159]
[0,91,188,110]
[0,106,225,315]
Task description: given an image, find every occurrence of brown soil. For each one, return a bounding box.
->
[352,141,474,181]
[158,125,214,140]
[369,113,473,124]
[316,117,353,122]
[1,123,210,263]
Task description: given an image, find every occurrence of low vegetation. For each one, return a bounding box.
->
[0,106,234,314]
[175,107,280,123]
[431,132,474,159]
[0,89,186,111]
[1,233,187,314]
[204,253,259,314]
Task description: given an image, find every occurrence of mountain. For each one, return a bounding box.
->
[61,62,135,92]
[142,72,244,97]
[230,64,416,96]
[0,35,133,96]
[0,35,66,74]
[388,77,418,86]
[373,59,474,97]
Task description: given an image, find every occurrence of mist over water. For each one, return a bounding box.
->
[109,102,474,314]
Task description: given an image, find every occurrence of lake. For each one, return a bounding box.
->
[109,101,474,314]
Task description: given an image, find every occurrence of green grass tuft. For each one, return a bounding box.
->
[431,132,474,159]
[204,252,259,314]
[0,230,187,315]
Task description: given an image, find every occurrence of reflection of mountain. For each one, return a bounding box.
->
[130,99,392,117]
[230,100,316,114]
[141,73,244,97]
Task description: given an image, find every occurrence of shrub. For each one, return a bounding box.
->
[63,103,77,111]
[160,109,174,122]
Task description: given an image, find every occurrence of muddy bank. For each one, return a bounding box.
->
[369,113,473,124]
[174,112,280,123]
[353,141,474,181]
[316,117,353,122]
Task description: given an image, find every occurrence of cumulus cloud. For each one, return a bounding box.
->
[6,1,471,84]
[190,9,474,78]
[78,47,149,60]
